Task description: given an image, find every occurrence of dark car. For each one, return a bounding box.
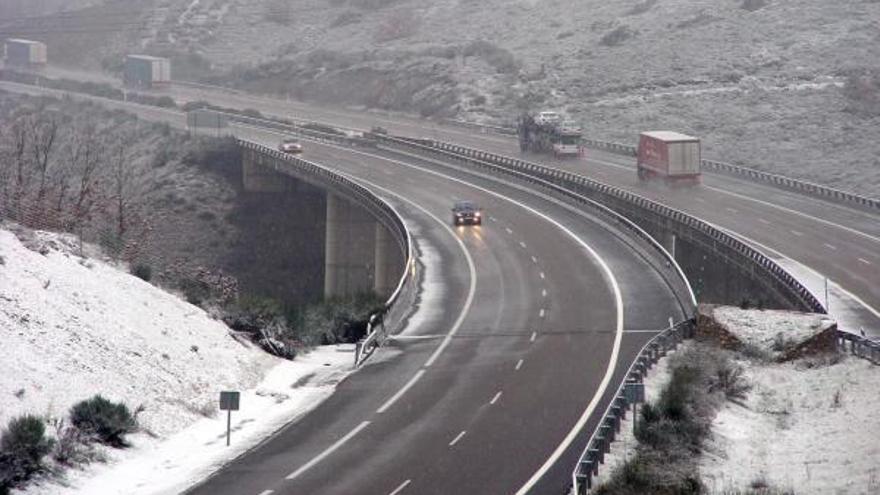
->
[452,200,482,226]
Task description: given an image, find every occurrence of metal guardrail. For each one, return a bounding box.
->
[374,135,824,314]
[571,319,694,494]
[439,120,880,213]
[569,321,880,494]
[373,134,698,314]
[837,332,880,364]
[235,140,415,368]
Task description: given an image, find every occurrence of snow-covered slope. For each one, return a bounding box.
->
[0,224,356,494]
[0,225,270,436]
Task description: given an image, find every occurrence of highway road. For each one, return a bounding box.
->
[19,68,879,333]
[0,82,690,493]
[187,126,689,495]
[148,81,880,336]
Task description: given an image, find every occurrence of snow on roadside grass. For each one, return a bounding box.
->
[701,355,880,495]
[0,225,355,494]
[591,341,687,488]
[24,345,355,495]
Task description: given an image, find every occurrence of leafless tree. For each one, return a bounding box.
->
[30,110,59,206]
[69,121,106,232]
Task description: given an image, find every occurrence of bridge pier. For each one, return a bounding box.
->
[241,147,405,302]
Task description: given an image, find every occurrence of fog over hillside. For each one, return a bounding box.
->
[2,0,878,193]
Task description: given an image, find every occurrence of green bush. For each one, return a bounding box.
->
[0,415,54,488]
[131,263,153,282]
[70,395,137,447]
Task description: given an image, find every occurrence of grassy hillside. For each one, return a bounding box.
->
[5,0,879,193]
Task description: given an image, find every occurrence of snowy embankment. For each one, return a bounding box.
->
[594,307,880,494]
[0,226,354,494]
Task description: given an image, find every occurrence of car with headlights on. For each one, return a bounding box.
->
[452,200,482,226]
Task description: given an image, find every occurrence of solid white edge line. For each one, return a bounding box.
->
[449,431,467,446]
[339,177,478,370]
[718,227,880,321]
[285,421,371,480]
[324,145,625,493]
[235,129,626,491]
[587,153,880,247]
[388,479,412,495]
[376,370,425,414]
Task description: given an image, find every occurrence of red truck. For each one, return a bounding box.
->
[637,131,701,184]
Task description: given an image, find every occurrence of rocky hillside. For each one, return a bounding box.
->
[4,0,880,193]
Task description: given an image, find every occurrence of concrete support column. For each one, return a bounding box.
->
[324,193,377,298]
[374,223,404,297]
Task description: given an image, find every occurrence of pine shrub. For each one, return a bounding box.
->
[0,415,54,488]
[70,395,137,447]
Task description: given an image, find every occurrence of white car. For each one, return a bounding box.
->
[278,139,303,154]
[534,111,563,126]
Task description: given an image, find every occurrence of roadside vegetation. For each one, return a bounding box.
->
[0,396,138,492]
[0,91,386,359]
[594,343,752,495]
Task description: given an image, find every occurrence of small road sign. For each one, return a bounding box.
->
[219,391,241,446]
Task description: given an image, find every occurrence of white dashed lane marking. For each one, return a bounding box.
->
[515,359,524,371]
[449,431,467,447]
[490,391,503,405]
[388,480,411,495]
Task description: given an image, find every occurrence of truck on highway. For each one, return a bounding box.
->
[517,111,582,158]
[637,131,701,184]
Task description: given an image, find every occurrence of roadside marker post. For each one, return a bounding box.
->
[219,391,241,446]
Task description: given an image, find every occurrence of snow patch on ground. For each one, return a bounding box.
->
[712,306,835,357]
[701,356,880,494]
[0,226,355,494]
[23,345,354,495]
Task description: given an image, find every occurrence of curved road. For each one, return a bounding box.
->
[0,81,689,493]
[149,81,880,335]
[187,126,688,495]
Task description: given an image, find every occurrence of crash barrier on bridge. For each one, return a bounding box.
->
[579,138,880,213]
[445,119,879,213]
[236,140,416,368]
[571,319,695,494]
[372,134,698,315]
[373,135,823,314]
[837,332,880,365]
[189,108,376,148]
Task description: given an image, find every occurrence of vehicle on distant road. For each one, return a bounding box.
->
[637,131,701,184]
[278,139,303,154]
[517,111,582,157]
[452,200,482,226]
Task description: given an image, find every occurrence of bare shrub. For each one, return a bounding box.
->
[626,0,658,16]
[843,70,880,115]
[374,9,419,43]
[741,0,769,12]
[600,25,636,47]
